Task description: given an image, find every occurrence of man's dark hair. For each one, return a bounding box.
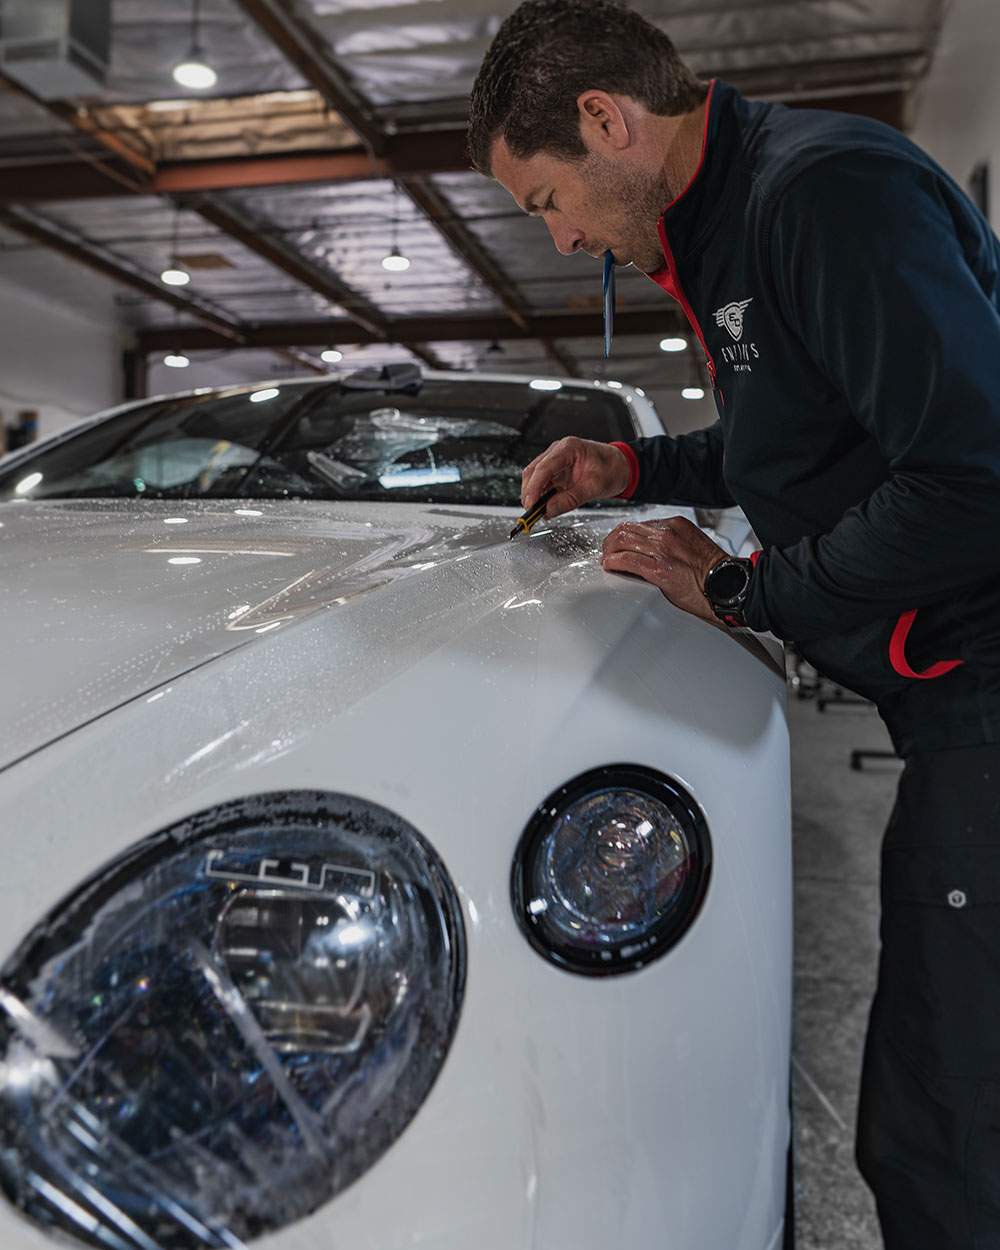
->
[468,0,706,175]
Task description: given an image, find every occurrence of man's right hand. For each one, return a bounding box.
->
[520,438,632,521]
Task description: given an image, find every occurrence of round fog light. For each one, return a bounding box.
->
[512,765,711,975]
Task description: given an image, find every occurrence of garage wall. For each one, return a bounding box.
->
[0,273,126,441]
[911,0,998,227]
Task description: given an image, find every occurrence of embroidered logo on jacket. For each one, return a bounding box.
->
[714,298,753,341]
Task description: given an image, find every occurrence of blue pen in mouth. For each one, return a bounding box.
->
[603,249,615,358]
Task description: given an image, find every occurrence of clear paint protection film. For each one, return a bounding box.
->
[0,792,465,1249]
[0,499,619,774]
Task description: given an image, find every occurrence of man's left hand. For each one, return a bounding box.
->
[600,515,728,626]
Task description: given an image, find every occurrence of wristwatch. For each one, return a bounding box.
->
[703,556,754,628]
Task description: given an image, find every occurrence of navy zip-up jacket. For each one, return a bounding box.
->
[620,79,1000,755]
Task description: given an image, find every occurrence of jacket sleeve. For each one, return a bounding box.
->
[743,149,1000,639]
[626,421,738,508]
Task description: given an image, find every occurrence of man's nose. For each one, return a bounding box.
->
[547,217,583,255]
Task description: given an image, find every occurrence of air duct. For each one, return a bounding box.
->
[0,0,110,98]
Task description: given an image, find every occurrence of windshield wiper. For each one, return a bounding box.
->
[226,365,424,497]
[304,451,368,493]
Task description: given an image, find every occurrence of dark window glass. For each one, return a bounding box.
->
[0,379,640,507]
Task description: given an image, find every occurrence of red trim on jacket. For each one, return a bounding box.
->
[645,80,714,292]
[888,609,964,679]
[649,81,721,400]
[662,79,715,214]
[654,228,720,399]
[749,548,761,566]
[610,441,640,498]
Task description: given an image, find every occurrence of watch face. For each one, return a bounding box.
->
[707,560,750,603]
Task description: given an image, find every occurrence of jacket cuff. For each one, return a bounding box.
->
[742,549,775,634]
[609,442,640,498]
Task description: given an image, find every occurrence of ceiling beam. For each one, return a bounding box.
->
[0,204,324,376]
[398,173,578,376]
[227,0,575,375]
[51,102,156,178]
[0,130,472,206]
[0,84,907,206]
[0,77,449,373]
[0,71,155,193]
[0,204,248,344]
[0,159,140,204]
[187,192,384,342]
[0,129,472,206]
[183,194,448,370]
[136,307,685,353]
[400,175,527,330]
[230,0,385,155]
[722,53,929,106]
[0,98,324,377]
[278,347,326,375]
[158,129,470,193]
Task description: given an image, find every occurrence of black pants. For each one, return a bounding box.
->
[857,742,1000,1248]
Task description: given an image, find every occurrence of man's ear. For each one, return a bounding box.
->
[576,90,632,151]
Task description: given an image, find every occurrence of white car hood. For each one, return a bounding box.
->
[0,496,792,1250]
[2,497,660,773]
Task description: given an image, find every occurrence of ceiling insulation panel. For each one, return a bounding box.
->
[227,180,506,317]
[28,195,350,326]
[295,0,940,122]
[20,0,936,118]
[0,0,947,395]
[88,90,356,164]
[103,0,304,105]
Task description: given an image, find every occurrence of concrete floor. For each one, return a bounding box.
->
[788,680,897,1249]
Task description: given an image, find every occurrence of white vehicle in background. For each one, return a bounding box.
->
[0,367,792,1250]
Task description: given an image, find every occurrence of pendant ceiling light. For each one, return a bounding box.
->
[173,0,218,90]
[382,182,411,272]
[160,206,191,287]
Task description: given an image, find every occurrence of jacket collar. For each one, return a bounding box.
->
[656,79,759,262]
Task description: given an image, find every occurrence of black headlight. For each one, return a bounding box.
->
[0,791,465,1248]
[511,765,711,976]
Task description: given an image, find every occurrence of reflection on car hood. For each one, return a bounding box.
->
[2,497,641,773]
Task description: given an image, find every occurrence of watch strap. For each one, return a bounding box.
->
[704,556,754,628]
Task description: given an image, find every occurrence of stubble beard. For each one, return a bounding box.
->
[582,151,673,274]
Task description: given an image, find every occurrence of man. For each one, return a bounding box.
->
[468,2,1000,1246]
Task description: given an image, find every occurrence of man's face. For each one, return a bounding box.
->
[491,138,670,274]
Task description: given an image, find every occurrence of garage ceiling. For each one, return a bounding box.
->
[0,0,943,415]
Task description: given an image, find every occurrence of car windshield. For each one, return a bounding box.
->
[0,376,639,507]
